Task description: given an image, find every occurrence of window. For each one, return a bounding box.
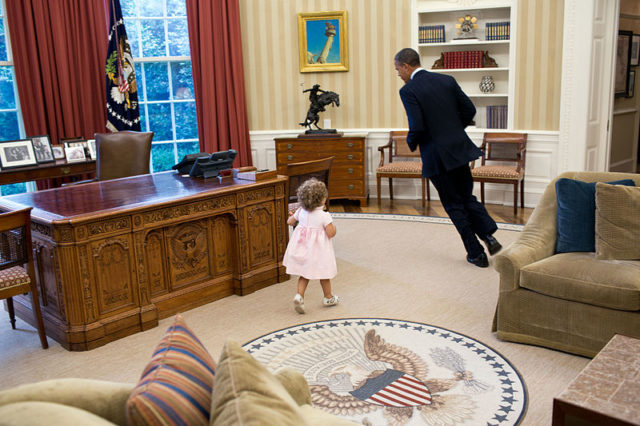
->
[0,0,32,196]
[122,0,199,173]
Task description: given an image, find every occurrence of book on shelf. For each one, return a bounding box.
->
[419,24,445,43]
[235,169,277,181]
[442,50,484,69]
[485,22,510,41]
[486,105,508,129]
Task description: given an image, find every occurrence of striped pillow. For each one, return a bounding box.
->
[126,314,216,426]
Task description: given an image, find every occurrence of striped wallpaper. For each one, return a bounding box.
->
[513,0,564,130]
[239,0,564,132]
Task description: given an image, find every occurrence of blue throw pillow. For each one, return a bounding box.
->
[555,178,635,253]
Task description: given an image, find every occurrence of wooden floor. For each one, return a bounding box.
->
[329,198,532,225]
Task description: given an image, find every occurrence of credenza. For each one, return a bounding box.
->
[0,172,289,350]
[275,135,368,206]
[0,159,96,185]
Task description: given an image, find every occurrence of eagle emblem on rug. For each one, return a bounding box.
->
[251,326,493,425]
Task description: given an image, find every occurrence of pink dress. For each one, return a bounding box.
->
[283,207,337,280]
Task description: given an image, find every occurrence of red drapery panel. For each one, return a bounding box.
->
[6,0,108,187]
[185,0,252,167]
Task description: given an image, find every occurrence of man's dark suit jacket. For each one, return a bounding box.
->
[399,69,482,178]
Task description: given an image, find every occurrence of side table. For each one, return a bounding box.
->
[552,334,640,425]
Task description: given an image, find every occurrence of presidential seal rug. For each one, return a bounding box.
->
[243,318,527,426]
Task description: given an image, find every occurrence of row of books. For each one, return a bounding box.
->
[486,22,510,41]
[441,50,484,69]
[486,105,508,129]
[419,21,511,43]
[419,24,445,43]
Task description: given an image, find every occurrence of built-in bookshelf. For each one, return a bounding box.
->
[413,0,517,130]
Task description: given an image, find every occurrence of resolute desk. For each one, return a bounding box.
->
[0,172,289,350]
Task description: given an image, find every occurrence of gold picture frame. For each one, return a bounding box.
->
[298,10,348,73]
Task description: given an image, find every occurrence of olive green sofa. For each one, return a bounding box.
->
[0,316,357,425]
[493,171,640,357]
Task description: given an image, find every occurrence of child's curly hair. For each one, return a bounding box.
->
[297,178,328,210]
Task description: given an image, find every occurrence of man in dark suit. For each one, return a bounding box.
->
[394,48,501,267]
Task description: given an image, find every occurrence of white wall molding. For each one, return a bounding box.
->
[249,128,559,208]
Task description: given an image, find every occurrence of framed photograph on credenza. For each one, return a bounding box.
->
[64,145,87,163]
[615,30,632,98]
[0,139,38,168]
[52,146,65,160]
[87,139,97,160]
[30,135,55,163]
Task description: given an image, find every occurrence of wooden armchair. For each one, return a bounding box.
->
[470,132,527,215]
[0,207,48,349]
[376,130,429,206]
[284,157,334,212]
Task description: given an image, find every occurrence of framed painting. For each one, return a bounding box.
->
[615,30,632,98]
[632,34,640,67]
[30,135,55,163]
[298,10,348,73]
[0,139,38,168]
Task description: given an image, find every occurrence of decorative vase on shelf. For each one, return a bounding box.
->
[479,75,495,93]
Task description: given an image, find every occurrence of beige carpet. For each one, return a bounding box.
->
[0,215,589,425]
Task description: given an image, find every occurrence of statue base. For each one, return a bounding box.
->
[298,129,343,138]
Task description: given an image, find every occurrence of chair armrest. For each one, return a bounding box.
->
[495,218,557,292]
[377,142,392,168]
[0,378,134,426]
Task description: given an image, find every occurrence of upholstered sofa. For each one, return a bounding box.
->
[0,316,356,425]
[493,171,640,357]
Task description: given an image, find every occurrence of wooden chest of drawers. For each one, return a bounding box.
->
[275,135,368,206]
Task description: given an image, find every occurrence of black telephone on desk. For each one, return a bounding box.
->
[187,149,237,179]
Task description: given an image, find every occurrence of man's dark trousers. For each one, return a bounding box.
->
[429,164,497,258]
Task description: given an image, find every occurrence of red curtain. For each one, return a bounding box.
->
[6,0,108,188]
[185,0,252,167]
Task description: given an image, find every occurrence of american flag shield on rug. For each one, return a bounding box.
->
[349,369,432,407]
[105,0,141,132]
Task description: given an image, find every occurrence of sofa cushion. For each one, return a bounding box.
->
[595,182,640,260]
[210,339,307,425]
[555,178,635,253]
[126,315,216,426]
[0,401,115,426]
[520,252,640,310]
[0,378,132,425]
[211,340,357,425]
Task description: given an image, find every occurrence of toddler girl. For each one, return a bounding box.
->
[283,178,339,314]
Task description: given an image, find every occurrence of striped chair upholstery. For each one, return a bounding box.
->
[126,314,216,425]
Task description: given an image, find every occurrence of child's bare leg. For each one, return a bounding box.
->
[298,277,310,297]
[320,279,332,298]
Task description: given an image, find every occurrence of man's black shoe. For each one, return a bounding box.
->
[467,252,489,268]
[482,235,502,256]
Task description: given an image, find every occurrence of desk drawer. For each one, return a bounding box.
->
[276,152,363,164]
[331,164,364,180]
[276,140,364,153]
[330,180,365,197]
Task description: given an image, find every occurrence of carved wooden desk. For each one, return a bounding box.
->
[0,159,96,185]
[0,172,289,350]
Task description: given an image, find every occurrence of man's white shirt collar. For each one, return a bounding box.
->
[411,67,426,80]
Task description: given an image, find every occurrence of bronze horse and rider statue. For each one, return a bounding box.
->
[299,84,340,133]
